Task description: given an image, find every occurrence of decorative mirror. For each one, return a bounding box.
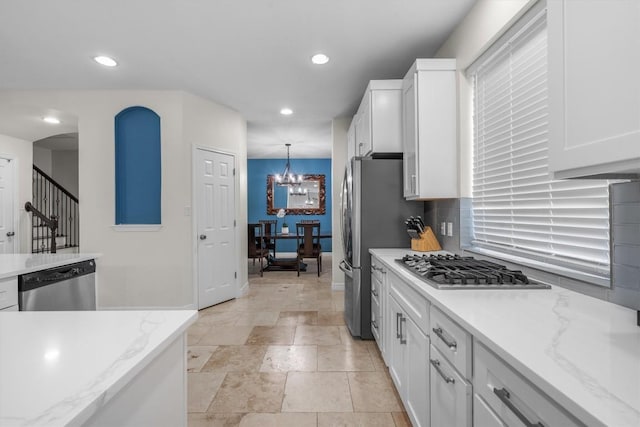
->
[267,174,326,215]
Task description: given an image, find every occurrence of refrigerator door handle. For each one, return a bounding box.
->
[339,260,353,278]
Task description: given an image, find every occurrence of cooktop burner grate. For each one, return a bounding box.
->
[396,254,550,290]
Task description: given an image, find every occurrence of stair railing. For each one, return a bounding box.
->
[24,202,58,253]
[31,165,79,253]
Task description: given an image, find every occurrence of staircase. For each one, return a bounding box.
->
[29,165,79,253]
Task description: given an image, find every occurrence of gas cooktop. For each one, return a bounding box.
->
[396,254,551,290]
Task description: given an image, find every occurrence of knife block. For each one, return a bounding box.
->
[411,226,442,252]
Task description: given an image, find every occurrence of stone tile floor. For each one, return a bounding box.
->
[187,255,411,426]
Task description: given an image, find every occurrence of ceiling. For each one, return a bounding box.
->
[0,0,477,158]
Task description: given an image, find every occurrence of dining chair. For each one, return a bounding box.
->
[295,222,322,276]
[259,219,278,257]
[248,223,269,276]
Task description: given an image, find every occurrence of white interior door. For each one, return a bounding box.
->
[0,158,16,254]
[196,148,236,310]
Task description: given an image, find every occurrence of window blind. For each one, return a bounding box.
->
[471,6,612,279]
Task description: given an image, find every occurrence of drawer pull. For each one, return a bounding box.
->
[372,320,378,330]
[432,326,457,350]
[494,387,544,427]
[396,312,402,338]
[430,359,455,384]
[372,288,379,297]
[399,316,406,344]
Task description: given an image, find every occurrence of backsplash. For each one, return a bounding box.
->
[423,198,463,253]
[610,181,640,313]
[424,188,640,314]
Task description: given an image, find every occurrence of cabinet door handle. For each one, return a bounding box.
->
[371,320,378,330]
[396,312,402,339]
[493,388,544,427]
[399,316,407,344]
[432,326,457,350]
[430,359,455,384]
[372,289,378,297]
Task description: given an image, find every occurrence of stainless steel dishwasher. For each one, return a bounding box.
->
[18,259,96,310]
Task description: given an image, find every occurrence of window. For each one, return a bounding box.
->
[469,3,613,284]
[115,106,161,225]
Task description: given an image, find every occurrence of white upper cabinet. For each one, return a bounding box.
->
[402,59,458,199]
[354,80,403,157]
[548,0,640,179]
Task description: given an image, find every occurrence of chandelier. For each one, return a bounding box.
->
[275,143,303,187]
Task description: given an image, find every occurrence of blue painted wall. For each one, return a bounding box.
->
[115,106,161,224]
[248,158,332,252]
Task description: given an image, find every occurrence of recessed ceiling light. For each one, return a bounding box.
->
[93,55,118,67]
[311,53,330,65]
[280,108,293,116]
[43,117,60,124]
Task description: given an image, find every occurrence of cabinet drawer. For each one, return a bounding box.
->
[429,344,472,427]
[371,274,382,301]
[389,271,429,335]
[371,293,381,343]
[474,394,506,427]
[0,276,18,310]
[430,306,472,379]
[474,342,582,427]
[371,257,385,283]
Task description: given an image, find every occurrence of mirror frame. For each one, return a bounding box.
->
[266,174,326,215]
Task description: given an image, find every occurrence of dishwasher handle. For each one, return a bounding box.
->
[19,260,96,292]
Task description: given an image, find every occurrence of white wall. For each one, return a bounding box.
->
[1,90,247,309]
[435,0,536,197]
[0,134,33,253]
[331,117,349,290]
[51,150,79,197]
[181,92,248,297]
[33,146,52,175]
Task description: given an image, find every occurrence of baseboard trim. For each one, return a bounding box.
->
[238,281,249,297]
[332,281,345,291]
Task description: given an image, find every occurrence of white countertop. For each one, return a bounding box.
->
[0,310,197,426]
[370,248,640,427]
[0,254,101,280]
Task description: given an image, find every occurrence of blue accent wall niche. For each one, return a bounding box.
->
[115,106,162,225]
[248,158,332,252]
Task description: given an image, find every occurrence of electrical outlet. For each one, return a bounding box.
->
[440,222,446,235]
[447,222,453,237]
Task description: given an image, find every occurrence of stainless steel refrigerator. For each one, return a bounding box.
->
[340,156,423,339]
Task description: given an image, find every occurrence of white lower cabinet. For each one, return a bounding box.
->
[387,270,430,427]
[404,314,430,427]
[474,341,581,427]
[376,255,589,427]
[0,276,18,311]
[371,256,386,361]
[388,295,406,393]
[473,394,506,427]
[389,295,430,427]
[429,345,472,427]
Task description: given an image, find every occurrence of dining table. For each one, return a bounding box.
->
[262,232,332,271]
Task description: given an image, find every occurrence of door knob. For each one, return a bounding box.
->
[6,232,14,237]
[199,234,207,240]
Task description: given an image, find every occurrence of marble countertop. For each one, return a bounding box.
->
[0,310,197,426]
[370,248,640,427]
[0,253,101,280]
